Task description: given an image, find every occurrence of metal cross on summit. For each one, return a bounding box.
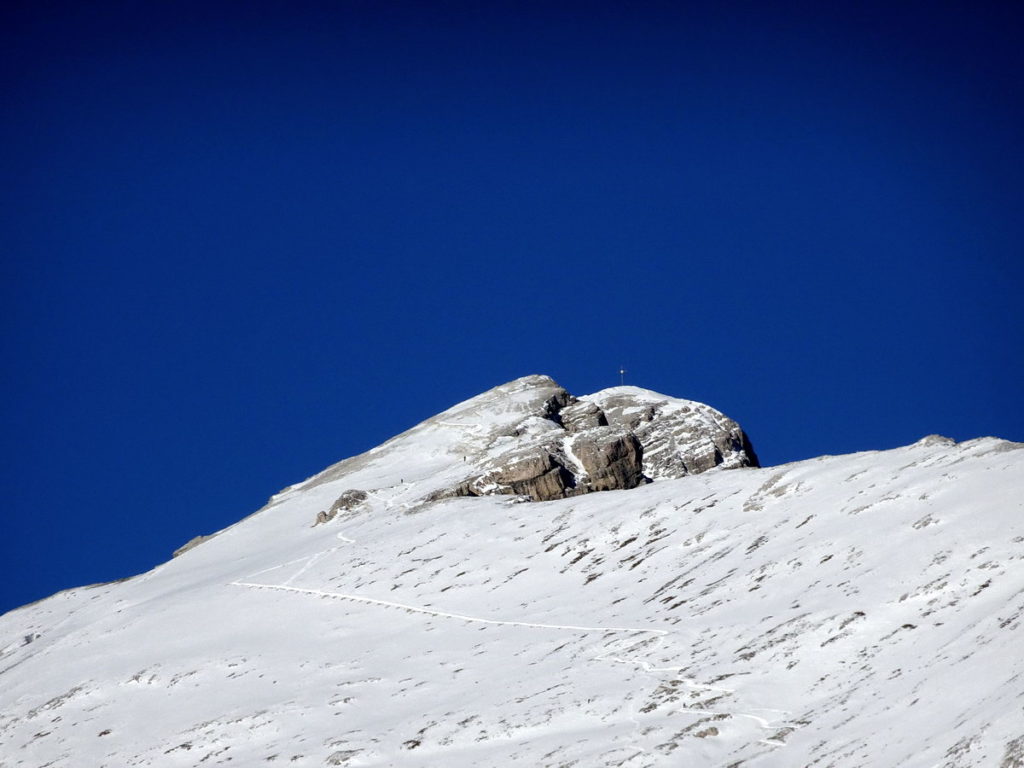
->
[619,366,627,386]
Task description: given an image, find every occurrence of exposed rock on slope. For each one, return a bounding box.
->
[572,429,644,492]
[584,387,759,477]
[313,489,368,526]
[368,375,758,504]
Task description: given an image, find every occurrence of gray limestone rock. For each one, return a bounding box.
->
[465,447,574,502]
[914,434,957,448]
[560,401,608,432]
[431,376,757,503]
[585,388,758,479]
[571,429,645,493]
[313,488,369,526]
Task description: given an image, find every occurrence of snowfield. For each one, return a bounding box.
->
[1,377,1022,767]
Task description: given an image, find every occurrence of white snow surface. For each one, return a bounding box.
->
[2,377,1023,767]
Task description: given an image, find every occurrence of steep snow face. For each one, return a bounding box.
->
[1,379,1022,768]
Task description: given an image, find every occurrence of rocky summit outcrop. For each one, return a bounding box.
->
[413,375,757,504]
[585,386,760,478]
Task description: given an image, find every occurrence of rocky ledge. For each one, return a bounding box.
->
[426,375,758,503]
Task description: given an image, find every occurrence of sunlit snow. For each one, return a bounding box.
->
[1,379,1021,767]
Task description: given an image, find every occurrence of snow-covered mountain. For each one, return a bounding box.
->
[2,376,1022,767]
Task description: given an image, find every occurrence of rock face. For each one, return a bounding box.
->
[584,386,760,479]
[483,450,572,501]
[313,489,369,526]
[415,375,757,503]
[571,429,644,492]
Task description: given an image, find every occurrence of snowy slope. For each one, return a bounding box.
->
[1,378,1022,768]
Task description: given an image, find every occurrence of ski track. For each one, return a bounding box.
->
[366,482,422,512]
[229,528,800,753]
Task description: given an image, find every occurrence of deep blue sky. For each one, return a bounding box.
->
[2,1,1022,615]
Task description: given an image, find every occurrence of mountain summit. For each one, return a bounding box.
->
[2,377,1022,767]
[298,375,757,521]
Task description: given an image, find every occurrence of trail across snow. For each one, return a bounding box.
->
[229,530,800,751]
[231,538,667,633]
[233,578,665,634]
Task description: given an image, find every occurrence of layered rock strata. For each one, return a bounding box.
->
[421,375,757,503]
